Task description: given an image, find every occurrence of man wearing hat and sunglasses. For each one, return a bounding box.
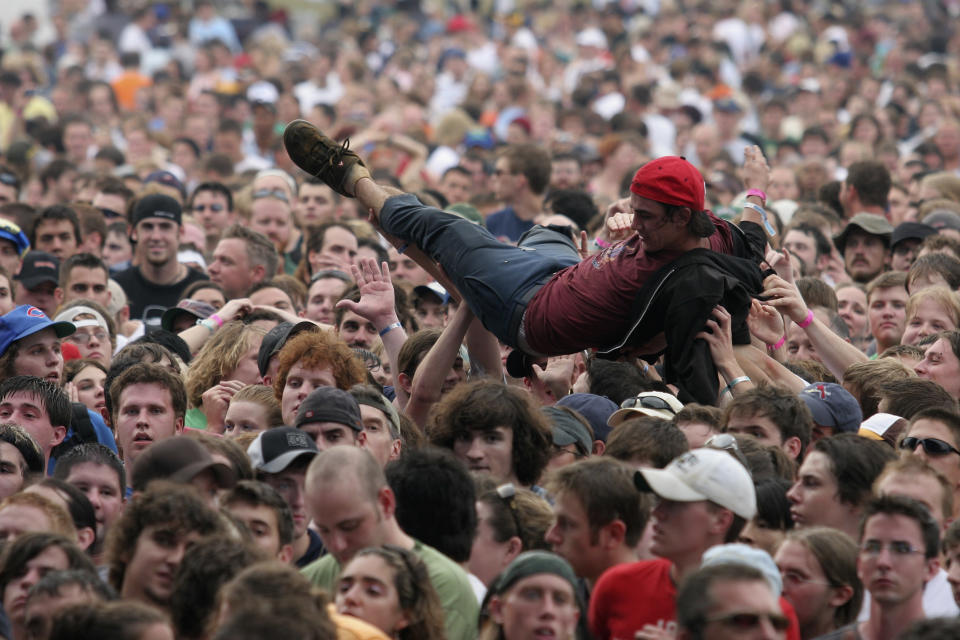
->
[285,121,773,405]
[113,193,208,330]
[589,448,758,640]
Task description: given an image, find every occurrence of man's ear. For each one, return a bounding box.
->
[77,526,96,551]
[396,372,412,395]
[783,435,802,461]
[355,430,367,447]
[378,486,396,519]
[277,543,294,565]
[51,425,67,447]
[175,417,185,435]
[251,263,266,282]
[54,287,64,307]
[592,440,606,456]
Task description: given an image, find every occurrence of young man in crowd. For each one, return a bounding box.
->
[59,253,112,308]
[12,252,63,318]
[108,363,186,469]
[866,271,909,355]
[722,386,813,461]
[0,376,69,470]
[106,482,225,612]
[113,194,208,330]
[544,457,647,602]
[207,223,278,301]
[188,181,237,256]
[222,479,295,563]
[302,445,479,640]
[247,426,324,567]
[589,448,756,639]
[53,443,126,558]
[294,386,367,451]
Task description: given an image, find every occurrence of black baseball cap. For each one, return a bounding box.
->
[131,193,182,227]
[257,321,318,376]
[295,387,363,432]
[246,426,318,473]
[13,251,59,290]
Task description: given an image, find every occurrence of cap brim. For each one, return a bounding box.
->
[161,308,198,333]
[172,460,237,489]
[608,407,673,426]
[15,275,58,290]
[634,468,708,502]
[51,320,76,339]
[257,448,317,474]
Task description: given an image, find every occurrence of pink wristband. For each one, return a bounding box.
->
[594,237,612,249]
[209,313,224,328]
[746,188,767,203]
[767,335,786,351]
[796,309,814,329]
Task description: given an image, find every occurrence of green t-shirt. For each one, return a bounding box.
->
[184,406,207,430]
[302,539,478,640]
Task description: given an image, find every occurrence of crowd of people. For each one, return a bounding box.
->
[0,0,959,638]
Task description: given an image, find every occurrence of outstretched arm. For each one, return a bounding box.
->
[763,274,868,380]
[177,298,252,355]
[335,259,409,403]
[406,302,475,428]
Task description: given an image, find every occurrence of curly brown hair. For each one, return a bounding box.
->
[104,482,225,593]
[272,330,366,400]
[427,380,551,487]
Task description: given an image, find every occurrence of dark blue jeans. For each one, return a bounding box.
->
[379,194,580,347]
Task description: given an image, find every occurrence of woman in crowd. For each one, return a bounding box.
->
[900,287,960,346]
[335,545,446,640]
[184,322,268,432]
[774,527,862,640]
[64,358,108,414]
[223,384,283,438]
[914,330,960,398]
[469,482,554,588]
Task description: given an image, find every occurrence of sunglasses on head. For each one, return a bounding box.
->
[899,436,960,457]
[620,395,676,414]
[252,188,289,202]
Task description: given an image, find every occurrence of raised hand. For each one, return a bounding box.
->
[335,258,399,328]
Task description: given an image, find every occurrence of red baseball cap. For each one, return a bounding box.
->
[630,156,706,212]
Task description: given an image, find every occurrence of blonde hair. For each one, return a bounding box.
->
[185,322,267,407]
[905,286,960,331]
[0,492,77,541]
[230,384,283,428]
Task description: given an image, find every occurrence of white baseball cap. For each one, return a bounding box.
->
[634,448,757,520]
[608,391,684,425]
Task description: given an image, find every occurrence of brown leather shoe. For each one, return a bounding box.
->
[283,119,369,197]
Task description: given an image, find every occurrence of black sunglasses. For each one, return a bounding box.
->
[899,436,960,457]
[620,395,677,415]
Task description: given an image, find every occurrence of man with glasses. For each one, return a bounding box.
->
[188,182,236,256]
[676,563,789,640]
[589,448,756,639]
[207,223,278,300]
[113,194,208,330]
[899,409,960,521]
[487,144,552,242]
[820,495,939,640]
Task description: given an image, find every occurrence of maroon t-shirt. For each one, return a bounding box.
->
[523,213,734,355]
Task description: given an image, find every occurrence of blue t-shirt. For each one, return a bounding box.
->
[486,206,534,243]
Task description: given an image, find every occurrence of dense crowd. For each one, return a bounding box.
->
[1,0,960,639]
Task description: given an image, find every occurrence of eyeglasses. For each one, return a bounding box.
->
[705,611,790,632]
[860,539,925,557]
[620,395,677,415]
[496,483,523,536]
[193,203,225,212]
[252,188,289,202]
[68,330,109,344]
[898,436,960,457]
[98,207,124,219]
[550,444,585,460]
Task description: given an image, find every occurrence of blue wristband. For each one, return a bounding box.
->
[379,322,402,338]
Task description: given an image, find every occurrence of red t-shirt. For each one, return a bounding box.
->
[589,558,801,640]
[523,215,734,356]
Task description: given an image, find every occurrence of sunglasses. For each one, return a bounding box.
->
[496,483,523,536]
[0,172,18,187]
[252,188,289,202]
[706,611,790,632]
[704,433,750,469]
[898,436,960,457]
[193,203,225,212]
[620,395,677,415]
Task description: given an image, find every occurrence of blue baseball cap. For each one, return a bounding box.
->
[800,382,862,434]
[0,305,75,356]
[0,219,29,257]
